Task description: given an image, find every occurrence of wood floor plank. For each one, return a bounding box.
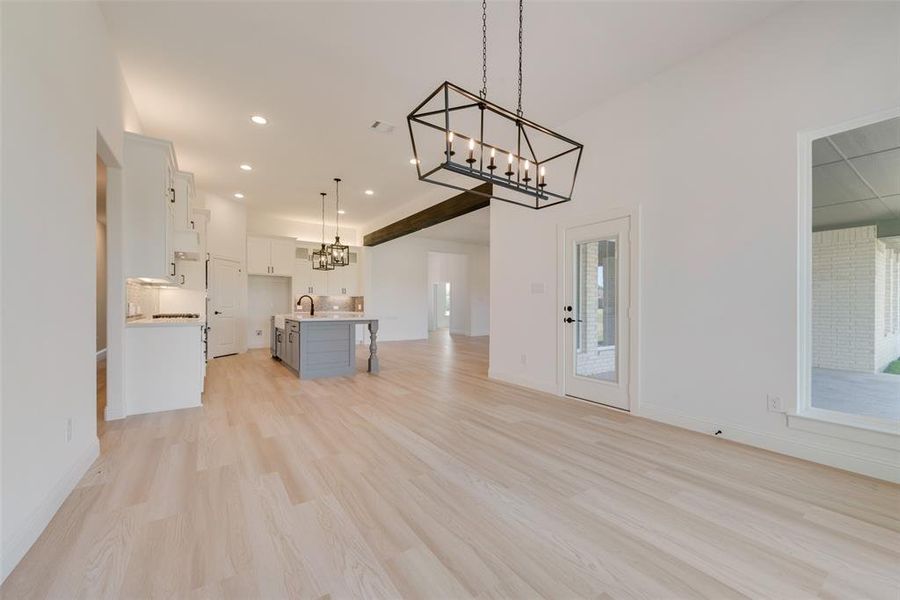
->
[3,332,899,599]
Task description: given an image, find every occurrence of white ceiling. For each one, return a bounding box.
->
[812,117,900,229]
[414,207,490,246]
[100,1,786,231]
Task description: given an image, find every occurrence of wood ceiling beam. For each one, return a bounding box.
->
[362,183,491,247]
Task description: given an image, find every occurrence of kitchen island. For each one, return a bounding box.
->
[271,313,379,379]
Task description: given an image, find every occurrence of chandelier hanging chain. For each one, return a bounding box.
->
[334,178,340,237]
[320,193,326,244]
[517,0,523,116]
[480,0,488,99]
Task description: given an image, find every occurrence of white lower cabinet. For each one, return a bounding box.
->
[124,324,204,416]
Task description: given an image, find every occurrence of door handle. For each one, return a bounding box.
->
[214,310,222,315]
[564,317,582,323]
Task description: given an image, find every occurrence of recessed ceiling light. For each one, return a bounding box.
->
[409,158,419,165]
[240,164,252,171]
[233,192,244,199]
[250,115,268,125]
[337,209,346,215]
[364,189,374,195]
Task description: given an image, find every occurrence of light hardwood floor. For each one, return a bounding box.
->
[4,333,899,598]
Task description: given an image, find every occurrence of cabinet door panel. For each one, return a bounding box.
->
[246,237,270,275]
[270,239,296,276]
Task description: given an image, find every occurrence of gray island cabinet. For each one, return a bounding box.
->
[271,313,379,379]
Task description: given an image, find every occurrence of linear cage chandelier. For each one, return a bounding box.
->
[407,0,583,209]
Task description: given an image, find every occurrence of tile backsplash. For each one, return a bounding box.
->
[293,295,364,313]
[126,279,159,318]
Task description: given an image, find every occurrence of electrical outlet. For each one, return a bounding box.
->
[767,394,785,413]
[255,329,262,336]
[66,418,73,443]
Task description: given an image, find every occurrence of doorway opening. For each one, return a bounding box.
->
[96,154,108,431]
[427,251,469,338]
[430,282,451,331]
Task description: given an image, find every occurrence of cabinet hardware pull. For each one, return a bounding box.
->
[170,262,176,276]
[169,188,175,203]
[180,274,185,285]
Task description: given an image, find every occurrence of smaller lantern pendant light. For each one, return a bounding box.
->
[312,192,334,271]
[327,178,350,267]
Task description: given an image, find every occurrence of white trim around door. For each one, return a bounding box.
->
[558,211,638,411]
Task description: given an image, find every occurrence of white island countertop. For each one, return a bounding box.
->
[273,312,377,329]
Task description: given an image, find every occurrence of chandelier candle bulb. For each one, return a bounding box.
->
[488,147,497,171]
[505,152,515,178]
[523,160,531,184]
[466,138,476,165]
[539,165,546,188]
[447,131,455,157]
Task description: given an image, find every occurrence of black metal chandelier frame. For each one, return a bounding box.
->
[407,81,583,209]
[327,177,350,267]
[406,0,583,209]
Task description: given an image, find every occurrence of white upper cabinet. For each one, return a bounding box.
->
[246,236,270,275]
[176,208,210,291]
[122,134,201,281]
[173,171,193,231]
[270,239,296,276]
[292,246,328,297]
[247,235,295,276]
[327,251,360,296]
[123,133,178,281]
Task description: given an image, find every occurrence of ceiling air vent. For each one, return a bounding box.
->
[370,120,396,134]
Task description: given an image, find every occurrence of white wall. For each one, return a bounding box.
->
[490,2,900,480]
[248,210,360,247]
[1,1,141,580]
[247,275,291,349]
[365,237,489,341]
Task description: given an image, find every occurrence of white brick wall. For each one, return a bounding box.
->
[875,242,900,370]
[812,226,900,373]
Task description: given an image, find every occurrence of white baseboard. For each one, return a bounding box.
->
[637,402,900,483]
[1,437,100,582]
[488,369,560,396]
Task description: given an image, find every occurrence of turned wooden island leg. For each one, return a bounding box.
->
[367,321,379,373]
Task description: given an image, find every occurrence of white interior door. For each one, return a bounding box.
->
[209,257,241,358]
[564,217,631,410]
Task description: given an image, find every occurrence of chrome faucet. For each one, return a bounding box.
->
[297,294,315,316]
